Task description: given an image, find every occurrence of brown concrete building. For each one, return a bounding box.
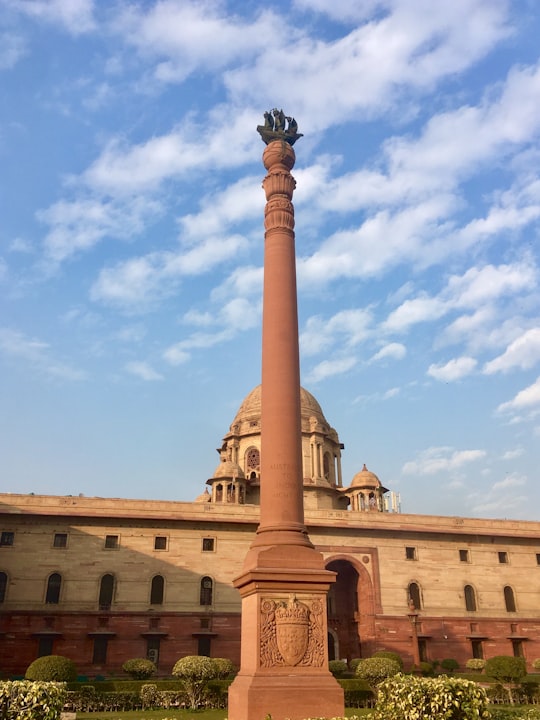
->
[1,384,539,676]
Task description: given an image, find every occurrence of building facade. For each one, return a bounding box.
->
[1,386,539,676]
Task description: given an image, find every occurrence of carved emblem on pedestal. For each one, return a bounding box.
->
[260,595,325,667]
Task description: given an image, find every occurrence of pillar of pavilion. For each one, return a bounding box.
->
[228,111,344,720]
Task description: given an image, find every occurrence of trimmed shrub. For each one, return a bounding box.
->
[466,658,487,672]
[533,659,540,671]
[349,658,362,673]
[0,680,67,720]
[25,655,77,682]
[339,678,375,708]
[329,659,349,677]
[355,657,401,686]
[211,657,235,679]
[441,658,460,673]
[375,673,491,720]
[485,656,527,684]
[206,679,232,709]
[419,660,435,676]
[372,650,404,671]
[122,657,156,680]
[140,683,160,709]
[172,655,218,708]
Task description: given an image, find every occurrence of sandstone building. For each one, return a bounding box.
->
[1,385,539,676]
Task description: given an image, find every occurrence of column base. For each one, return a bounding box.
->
[228,670,345,720]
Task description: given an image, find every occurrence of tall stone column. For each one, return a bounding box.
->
[228,112,344,720]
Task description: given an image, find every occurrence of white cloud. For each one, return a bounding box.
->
[501,448,524,460]
[11,0,96,34]
[384,295,447,333]
[125,361,163,382]
[369,343,407,363]
[39,196,162,264]
[305,356,357,384]
[484,328,540,374]
[497,376,540,414]
[402,446,486,475]
[0,327,85,380]
[300,309,373,357]
[91,235,248,310]
[427,356,477,382]
[0,32,25,69]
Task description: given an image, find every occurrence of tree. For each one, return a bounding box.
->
[25,655,77,682]
[355,657,401,687]
[484,655,527,704]
[172,655,218,709]
[122,658,156,680]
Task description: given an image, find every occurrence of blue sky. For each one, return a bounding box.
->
[1,0,539,520]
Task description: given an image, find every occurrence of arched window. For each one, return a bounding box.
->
[200,576,213,606]
[464,584,477,612]
[504,585,516,612]
[45,573,62,604]
[150,575,164,605]
[246,448,260,475]
[215,484,223,502]
[408,582,422,610]
[0,572,7,603]
[99,574,115,610]
[323,453,330,479]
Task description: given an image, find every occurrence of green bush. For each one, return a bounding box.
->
[466,658,487,672]
[140,683,160,709]
[372,650,404,671]
[210,657,235,679]
[122,657,156,680]
[533,659,540,671]
[355,657,401,686]
[485,656,527,684]
[339,678,375,707]
[172,655,218,709]
[329,659,349,677]
[419,660,435,676]
[349,658,362,673]
[375,673,491,720]
[0,680,67,720]
[441,658,460,673]
[25,655,77,682]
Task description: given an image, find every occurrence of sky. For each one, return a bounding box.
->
[1,0,539,521]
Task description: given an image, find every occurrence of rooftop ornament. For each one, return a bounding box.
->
[257,108,303,146]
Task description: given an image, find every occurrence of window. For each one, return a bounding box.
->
[38,636,54,657]
[104,535,119,549]
[418,638,428,662]
[147,637,160,666]
[45,573,62,604]
[471,639,483,659]
[504,585,516,612]
[53,533,67,548]
[99,574,115,610]
[202,538,215,552]
[464,584,477,612]
[200,576,213,606]
[246,448,260,471]
[0,532,14,547]
[405,546,417,560]
[154,536,167,550]
[408,582,422,610]
[92,637,108,664]
[150,575,164,605]
[198,636,211,656]
[512,640,524,658]
[498,551,508,564]
[536,553,540,565]
[0,572,7,603]
[459,549,470,562]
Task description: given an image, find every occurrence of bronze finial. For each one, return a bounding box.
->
[257,108,303,146]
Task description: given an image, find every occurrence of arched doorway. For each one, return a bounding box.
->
[326,559,361,662]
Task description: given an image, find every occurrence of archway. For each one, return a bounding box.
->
[326,559,361,662]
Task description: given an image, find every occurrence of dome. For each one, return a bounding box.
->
[211,460,245,480]
[194,489,211,503]
[227,384,334,437]
[350,464,384,489]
